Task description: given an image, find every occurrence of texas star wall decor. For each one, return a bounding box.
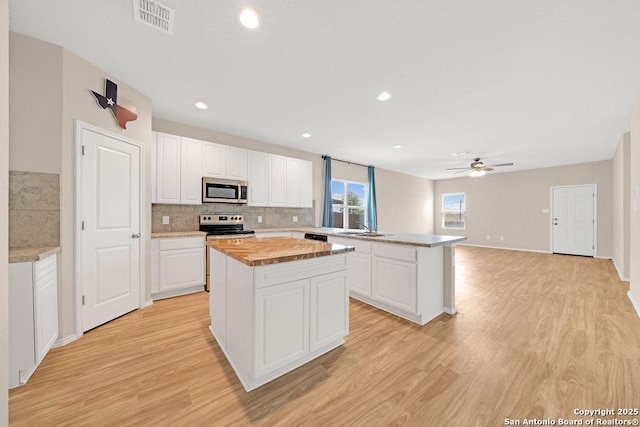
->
[90,79,138,129]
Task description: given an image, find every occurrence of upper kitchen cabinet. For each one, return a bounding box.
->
[269,154,287,206]
[153,132,202,205]
[180,137,204,205]
[248,151,313,208]
[155,132,182,204]
[226,146,248,181]
[202,142,226,179]
[286,158,313,208]
[248,150,269,206]
[202,143,248,181]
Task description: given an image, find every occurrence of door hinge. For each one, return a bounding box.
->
[81,220,85,230]
[81,145,85,156]
[82,295,85,305]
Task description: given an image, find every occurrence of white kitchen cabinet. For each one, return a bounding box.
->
[328,237,372,298]
[202,141,226,178]
[180,137,203,205]
[300,160,313,208]
[255,279,310,377]
[372,256,417,313]
[155,132,181,204]
[154,132,202,205]
[226,146,248,181]
[248,150,269,206]
[211,250,348,391]
[269,154,287,206]
[9,254,58,389]
[151,236,205,299]
[286,157,301,207]
[309,271,348,352]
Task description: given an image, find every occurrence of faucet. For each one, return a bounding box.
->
[357,221,374,232]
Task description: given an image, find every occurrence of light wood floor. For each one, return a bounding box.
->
[9,247,640,426]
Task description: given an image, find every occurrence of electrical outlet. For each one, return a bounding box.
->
[542,208,549,214]
[293,216,298,222]
[162,216,170,225]
[258,215,263,223]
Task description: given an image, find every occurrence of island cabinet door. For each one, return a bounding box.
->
[309,271,348,353]
[372,257,417,314]
[347,253,372,297]
[254,279,310,378]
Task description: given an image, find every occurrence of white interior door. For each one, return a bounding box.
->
[552,185,595,256]
[80,126,141,332]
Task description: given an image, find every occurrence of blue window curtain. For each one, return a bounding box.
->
[322,156,333,227]
[367,166,378,231]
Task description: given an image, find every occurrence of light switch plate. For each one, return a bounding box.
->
[162,216,170,225]
[258,216,263,223]
[293,216,298,222]
[542,208,549,214]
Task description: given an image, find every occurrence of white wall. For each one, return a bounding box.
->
[434,161,613,257]
[612,133,631,280]
[9,32,153,340]
[629,95,640,315]
[0,0,9,422]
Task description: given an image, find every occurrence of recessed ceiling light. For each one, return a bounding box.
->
[393,145,402,149]
[238,9,260,29]
[451,151,470,157]
[194,101,208,110]
[302,133,311,138]
[376,92,391,102]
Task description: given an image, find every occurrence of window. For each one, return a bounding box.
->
[442,193,465,229]
[331,179,368,229]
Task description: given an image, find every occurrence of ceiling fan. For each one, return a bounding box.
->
[446,158,514,176]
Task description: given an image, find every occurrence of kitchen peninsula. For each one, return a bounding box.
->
[208,237,354,392]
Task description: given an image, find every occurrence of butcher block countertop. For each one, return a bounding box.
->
[151,231,208,238]
[208,236,354,267]
[9,246,61,263]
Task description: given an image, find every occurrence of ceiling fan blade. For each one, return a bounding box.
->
[446,167,471,170]
[454,169,470,174]
[484,163,514,167]
[483,167,495,171]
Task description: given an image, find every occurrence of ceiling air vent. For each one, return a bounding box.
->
[133,0,175,34]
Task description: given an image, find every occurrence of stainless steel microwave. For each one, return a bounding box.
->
[202,178,248,204]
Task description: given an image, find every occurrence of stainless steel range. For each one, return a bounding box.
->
[199,214,255,291]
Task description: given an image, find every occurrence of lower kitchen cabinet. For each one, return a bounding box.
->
[151,236,205,299]
[210,249,349,391]
[255,279,310,377]
[372,256,417,313]
[9,254,59,389]
[328,237,372,298]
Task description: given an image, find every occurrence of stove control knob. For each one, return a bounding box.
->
[207,216,211,220]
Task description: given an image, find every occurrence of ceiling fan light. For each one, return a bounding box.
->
[469,170,486,177]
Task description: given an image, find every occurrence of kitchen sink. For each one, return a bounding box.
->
[337,231,388,237]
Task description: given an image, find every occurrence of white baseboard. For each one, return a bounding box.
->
[628,290,640,318]
[612,259,630,282]
[458,244,551,254]
[53,333,78,348]
[141,299,154,308]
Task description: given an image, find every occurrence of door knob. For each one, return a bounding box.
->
[132,233,141,239]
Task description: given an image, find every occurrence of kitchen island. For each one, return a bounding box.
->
[208,237,354,392]
[255,228,467,325]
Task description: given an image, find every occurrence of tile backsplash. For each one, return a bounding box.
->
[152,203,315,233]
[9,170,61,248]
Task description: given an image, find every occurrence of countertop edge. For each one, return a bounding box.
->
[208,238,354,267]
[9,246,61,263]
[151,231,208,238]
